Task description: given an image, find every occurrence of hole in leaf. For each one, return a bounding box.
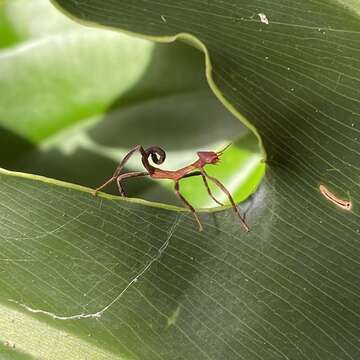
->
[0,2,265,208]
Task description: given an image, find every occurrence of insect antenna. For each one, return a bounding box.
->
[217,143,232,156]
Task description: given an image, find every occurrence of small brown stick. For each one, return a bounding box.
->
[92,144,250,232]
[319,184,352,211]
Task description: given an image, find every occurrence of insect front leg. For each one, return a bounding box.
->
[202,170,250,232]
[182,171,224,206]
[200,173,224,206]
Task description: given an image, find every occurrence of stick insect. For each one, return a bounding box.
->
[92,144,250,232]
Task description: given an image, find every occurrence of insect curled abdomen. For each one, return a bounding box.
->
[145,146,166,165]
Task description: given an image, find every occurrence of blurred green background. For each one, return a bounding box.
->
[0,0,264,208]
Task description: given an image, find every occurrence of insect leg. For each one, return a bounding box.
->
[113,145,147,178]
[202,170,250,232]
[116,171,149,196]
[92,145,147,196]
[201,174,224,206]
[174,180,203,232]
[92,177,116,196]
[182,171,224,206]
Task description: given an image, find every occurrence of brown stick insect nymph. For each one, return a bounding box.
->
[92,144,250,232]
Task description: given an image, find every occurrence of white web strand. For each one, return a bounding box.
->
[9,214,182,321]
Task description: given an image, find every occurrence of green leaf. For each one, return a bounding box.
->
[0,0,262,206]
[0,1,153,142]
[0,169,262,360]
[2,0,359,359]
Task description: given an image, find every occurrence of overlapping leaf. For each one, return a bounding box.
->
[1,0,359,359]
